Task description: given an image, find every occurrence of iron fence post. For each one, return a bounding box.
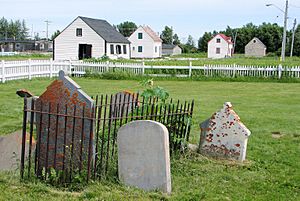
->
[20,97,28,179]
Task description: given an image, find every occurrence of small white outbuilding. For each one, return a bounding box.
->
[207,34,233,59]
[128,26,162,58]
[54,16,130,60]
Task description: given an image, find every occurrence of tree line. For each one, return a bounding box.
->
[0,17,29,40]
[198,22,300,56]
[117,21,300,56]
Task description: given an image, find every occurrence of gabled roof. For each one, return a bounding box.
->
[162,44,176,49]
[141,26,162,42]
[246,37,266,48]
[208,33,233,44]
[78,16,130,44]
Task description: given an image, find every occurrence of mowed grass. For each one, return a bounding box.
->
[0,78,299,200]
[145,55,300,67]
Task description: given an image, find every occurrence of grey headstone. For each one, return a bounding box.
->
[117,120,171,194]
[35,70,94,171]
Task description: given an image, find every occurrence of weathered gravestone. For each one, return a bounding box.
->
[117,120,171,194]
[110,91,139,118]
[199,102,251,161]
[35,70,94,172]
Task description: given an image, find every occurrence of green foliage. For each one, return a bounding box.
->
[173,33,181,45]
[51,30,61,40]
[160,26,173,44]
[0,17,29,40]
[140,79,169,102]
[116,21,137,37]
[198,32,213,52]
[199,22,289,54]
[0,79,300,200]
[293,24,300,56]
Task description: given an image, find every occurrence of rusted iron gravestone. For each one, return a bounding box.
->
[35,70,94,176]
[199,102,251,161]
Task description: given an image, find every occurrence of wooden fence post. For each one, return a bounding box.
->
[278,64,283,79]
[189,61,192,77]
[233,63,236,78]
[106,61,110,72]
[1,60,5,83]
[69,60,72,76]
[142,62,145,75]
[28,59,32,80]
[49,58,53,78]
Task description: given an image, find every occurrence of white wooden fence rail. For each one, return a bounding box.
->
[1,59,300,83]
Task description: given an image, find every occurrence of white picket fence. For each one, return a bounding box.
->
[1,59,300,83]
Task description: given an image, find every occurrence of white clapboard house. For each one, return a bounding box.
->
[128,26,162,58]
[54,16,130,60]
[207,34,233,59]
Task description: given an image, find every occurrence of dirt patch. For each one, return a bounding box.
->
[271,132,285,139]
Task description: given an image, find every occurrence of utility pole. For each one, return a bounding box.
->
[290,18,297,57]
[281,0,288,61]
[44,20,51,41]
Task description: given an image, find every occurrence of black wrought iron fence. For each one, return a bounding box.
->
[20,93,194,184]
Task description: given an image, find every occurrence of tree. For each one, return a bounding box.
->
[0,17,28,40]
[160,26,173,44]
[293,25,300,56]
[198,32,212,52]
[51,30,61,40]
[186,35,195,47]
[117,21,137,37]
[173,34,180,45]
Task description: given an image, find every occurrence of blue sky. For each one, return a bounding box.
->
[1,0,300,42]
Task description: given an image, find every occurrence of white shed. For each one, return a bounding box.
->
[128,26,162,58]
[208,34,233,59]
[54,16,130,60]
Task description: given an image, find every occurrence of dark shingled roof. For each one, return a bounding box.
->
[79,16,130,44]
[162,44,176,49]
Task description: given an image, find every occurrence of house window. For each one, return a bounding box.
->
[216,48,221,54]
[138,33,143,39]
[76,28,82,37]
[133,46,135,51]
[123,45,127,54]
[216,38,221,43]
[110,44,114,54]
[138,46,143,52]
[116,45,122,54]
[155,46,157,53]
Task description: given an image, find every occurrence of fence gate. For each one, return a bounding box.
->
[20,93,194,184]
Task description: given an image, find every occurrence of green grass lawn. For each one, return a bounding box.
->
[0,53,52,61]
[0,78,299,200]
[145,55,300,67]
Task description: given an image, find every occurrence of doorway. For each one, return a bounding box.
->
[78,44,92,60]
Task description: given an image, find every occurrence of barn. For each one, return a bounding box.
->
[54,16,130,60]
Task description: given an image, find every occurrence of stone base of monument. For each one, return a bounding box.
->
[0,130,35,171]
[117,120,171,194]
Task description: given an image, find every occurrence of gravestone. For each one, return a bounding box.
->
[117,120,171,194]
[110,91,139,118]
[35,70,94,172]
[199,102,251,161]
